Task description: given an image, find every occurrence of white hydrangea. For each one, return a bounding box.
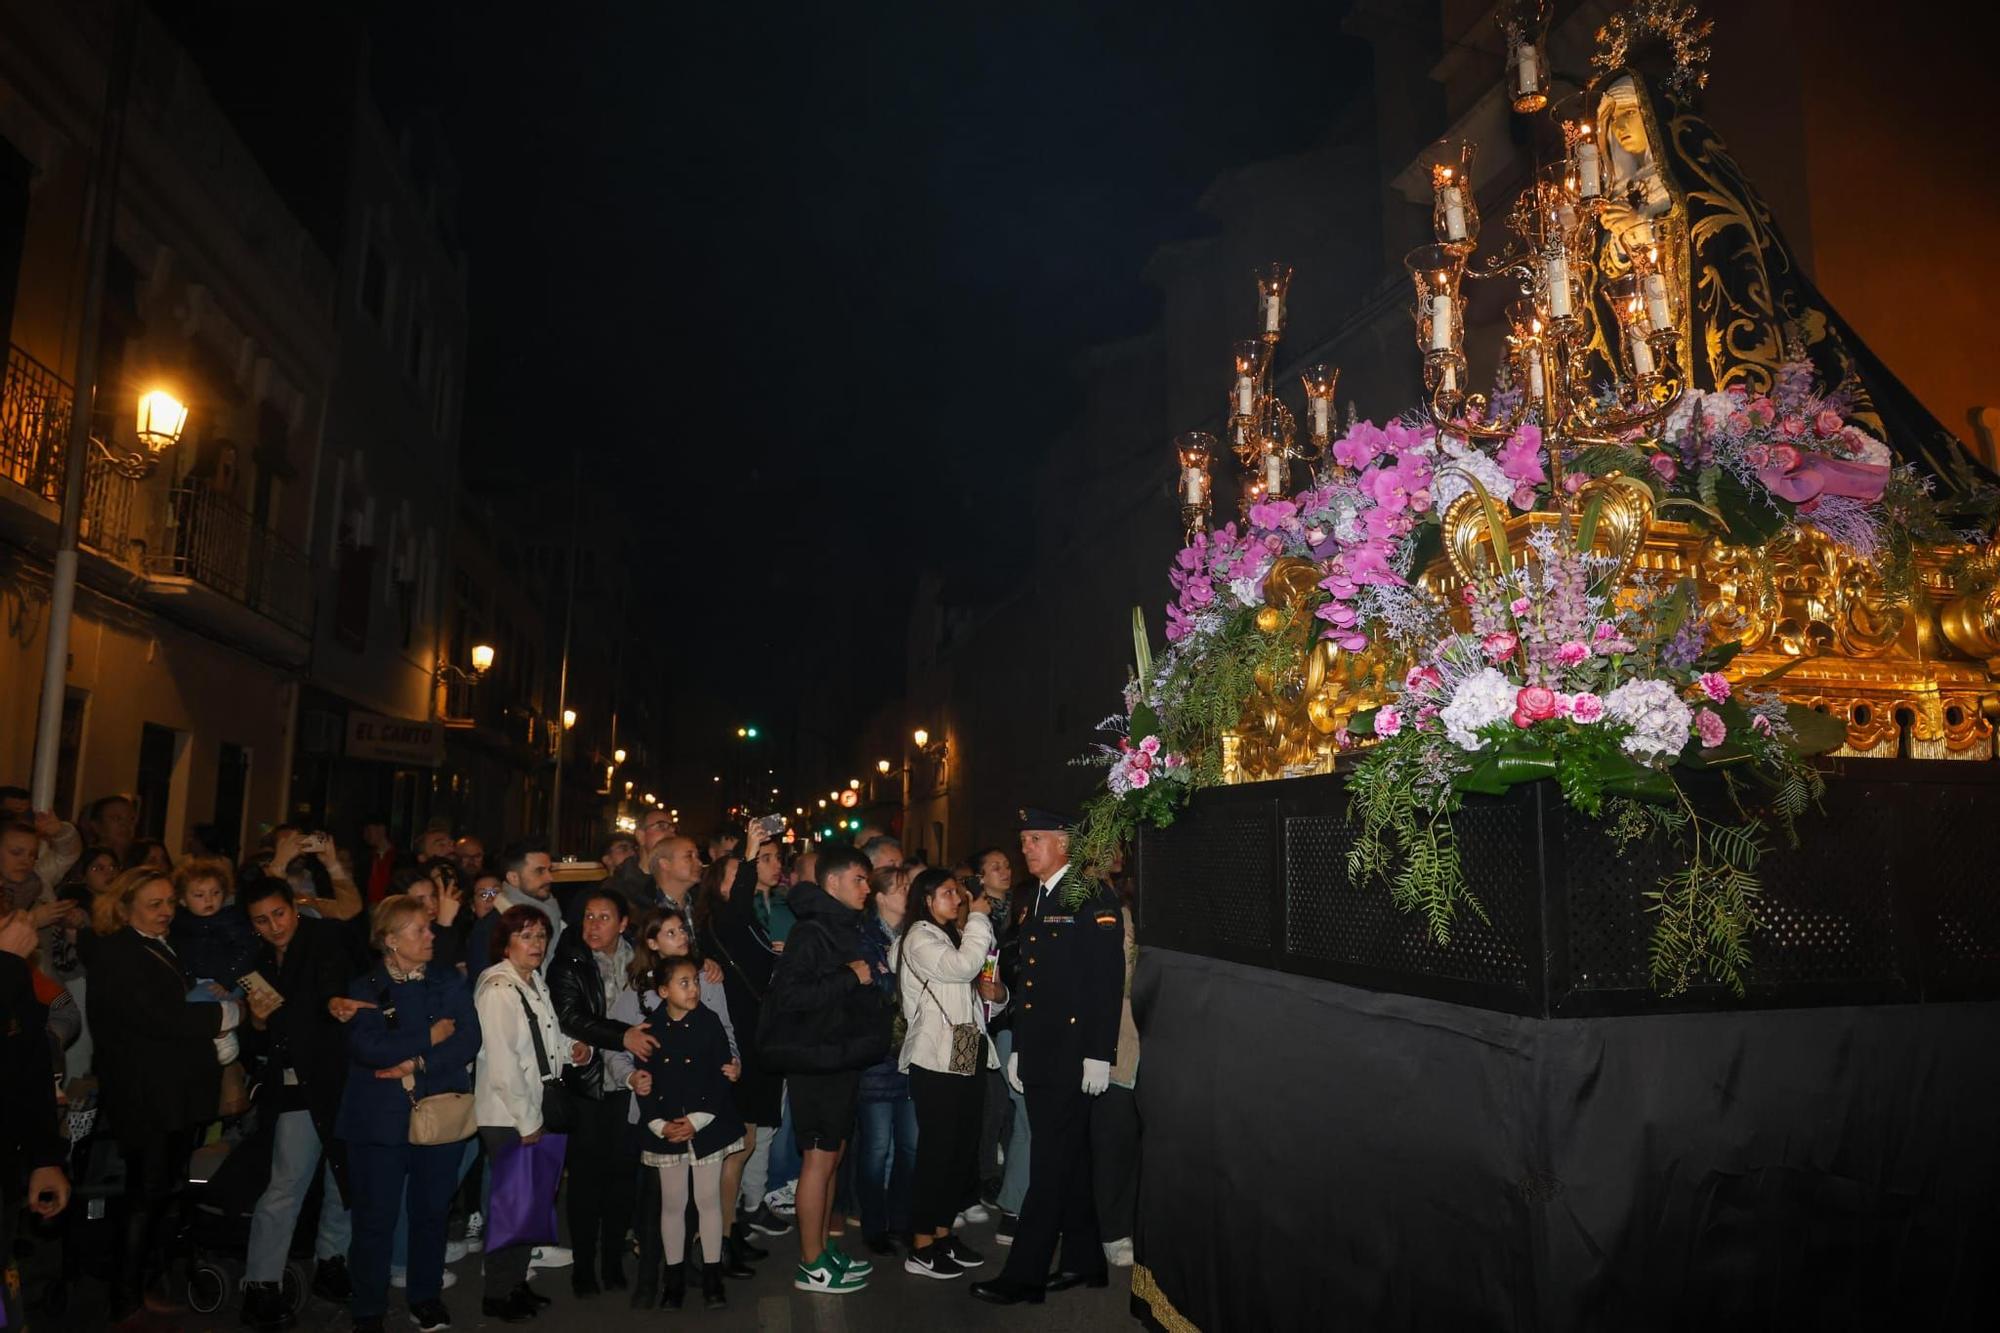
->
[1604,677,1693,760]
[1663,390,1735,448]
[1439,667,1518,751]
[1432,441,1517,514]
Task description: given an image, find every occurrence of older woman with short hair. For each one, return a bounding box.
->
[337,894,481,1333]
[87,867,245,1318]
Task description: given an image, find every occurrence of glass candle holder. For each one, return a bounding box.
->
[1606,273,1658,380]
[1620,222,1684,336]
[1506,297,1548,405]
[1175,430,1216,509]
[1300,363,1341,444]
[1231,339,1268,418]
[1405,244,1467,358]
[1538,243,1585,327]
[1498,0,1552,113]
[1561,109,1603,201]
[1254,262,1294,340]
[1423,140,1479,248]
[1534,161,1590,250]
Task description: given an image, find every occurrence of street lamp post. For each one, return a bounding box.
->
[29,0,142,810]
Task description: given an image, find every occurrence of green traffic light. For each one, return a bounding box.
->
[746,726,760,739]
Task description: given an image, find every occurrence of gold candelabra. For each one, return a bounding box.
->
[1171,262,1341,529]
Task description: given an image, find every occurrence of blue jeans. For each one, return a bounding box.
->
[994,1028,1031,1214]
[348,1141,460,1318]
[851,1094,917,1237]
[246,1109,351,1282]
[768,1087,801,1195]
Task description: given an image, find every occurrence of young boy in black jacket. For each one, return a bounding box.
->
[758,845,887,1295]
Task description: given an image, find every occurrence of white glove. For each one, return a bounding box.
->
[1005,1051,1023,1094]
[1082,1058,1111,1096]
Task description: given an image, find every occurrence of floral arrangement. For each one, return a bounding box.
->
[1075,351,1993,988]
[1341,526,1841,994]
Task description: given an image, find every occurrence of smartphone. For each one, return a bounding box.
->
[754,814,785,839]
[239,972,283,1008]
[301,833,328,854]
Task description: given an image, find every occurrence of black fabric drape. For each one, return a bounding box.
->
[1132,948,2000,1333]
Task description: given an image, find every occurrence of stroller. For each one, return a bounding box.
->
[183,1113,319,1318]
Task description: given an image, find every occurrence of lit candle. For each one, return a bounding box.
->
[1642,273,1672,332]
[1263,293,1283,334]
[1428,294,1454,352]
[1545,259,1572,318]
[1263,451,1284,495]
[1516,44,1540,96]
[1234,375,1256,417]
[1440,184,1467,242]
[1527,352,1545,400]
[1440,362,1459,393]
[1310,396,1333,438]
[1576,142,1601,199]
[1630,333,1655,377]
[1183,466,1207,507]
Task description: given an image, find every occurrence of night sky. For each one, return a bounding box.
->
[173,0,1363,770]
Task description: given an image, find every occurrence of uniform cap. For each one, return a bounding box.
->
[1017,807,1074,832]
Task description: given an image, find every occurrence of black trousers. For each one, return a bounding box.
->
[999,1081,1103,1284]
[1090,1084,1139,1242]
[566,1089,637,1278]
[909,1066,984,1235]
[115,1128,195,1295]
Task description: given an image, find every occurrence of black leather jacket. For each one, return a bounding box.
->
[547,929,630,1099]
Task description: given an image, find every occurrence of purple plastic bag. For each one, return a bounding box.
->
[485,1132,568,1252]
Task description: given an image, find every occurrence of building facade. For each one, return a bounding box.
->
[1,0,334,857]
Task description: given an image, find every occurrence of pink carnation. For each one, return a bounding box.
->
[1569,692,1605,724]
[1482,632,1519,660]
[1509,597,1533,616]
[1128,764,1152,789]
[1138,735,1162,755]
[1554,640,1590,668]
[1375,706,1403,739]
[1696,672,1731,703]
[1404,665,1443,694]
[1695,708,1727,749]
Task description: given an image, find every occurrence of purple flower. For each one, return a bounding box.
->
[1375,706,1404,738]
[1496,424,1547,487]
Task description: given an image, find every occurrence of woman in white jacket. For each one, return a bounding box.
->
[889,869,1007,1281]
[473,906,587,1321]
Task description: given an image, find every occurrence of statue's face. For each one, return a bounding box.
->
[1596,76,1674,246]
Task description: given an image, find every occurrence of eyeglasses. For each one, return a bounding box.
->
[476,888,501,901]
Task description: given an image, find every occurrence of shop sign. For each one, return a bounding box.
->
[345,711,443,766]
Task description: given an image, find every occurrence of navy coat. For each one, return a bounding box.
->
[334,965,481,1146]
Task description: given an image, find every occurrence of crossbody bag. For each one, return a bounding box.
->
[378,978,475,1146]
[901,939,980,1075]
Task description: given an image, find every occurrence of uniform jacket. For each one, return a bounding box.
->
[1011,867,1125,1086]
[547,927,631,1099]
[86,927,226,1142]
[635,1002,745,1159]
[335,964,480,1146]
[890,914,1007,1075]
[472,962,574,1135]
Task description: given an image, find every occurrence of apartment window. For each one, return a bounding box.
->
[135,723,181,841]
[212,743,250,862]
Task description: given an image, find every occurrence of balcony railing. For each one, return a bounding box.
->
[1,343,71,503]
[3,342,312,641]
[151,486,313,638]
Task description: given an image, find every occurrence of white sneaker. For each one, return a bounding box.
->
[764,1181,797,1215]
[1104,1237,1134,1268]
[461,1210,484,1253]
[961,1203,991,1224]
[390,1268,458,1289]
[444,1239,472,1264]
[527,1245,573,1271]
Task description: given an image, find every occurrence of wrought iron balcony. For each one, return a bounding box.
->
[3,342,313,652]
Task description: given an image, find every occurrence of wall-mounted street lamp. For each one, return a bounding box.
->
[436,642,496,687]
[877,759,892,774]
[613,747,627,765]
[913,728,930,748]
[562,709,577,731]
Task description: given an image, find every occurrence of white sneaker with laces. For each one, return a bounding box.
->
[765,1181,797,1214]
[527,1244,573,1271]
[961,1203,991,1224]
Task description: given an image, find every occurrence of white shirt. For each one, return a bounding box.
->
[1035,863,1073,915]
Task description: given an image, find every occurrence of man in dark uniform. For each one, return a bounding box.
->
[971,809,1125,1305]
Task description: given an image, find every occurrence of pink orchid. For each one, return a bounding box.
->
[1496,424,1547,486]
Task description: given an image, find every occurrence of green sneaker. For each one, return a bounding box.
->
[826,1241,873,1277]
[793,1253,868,1294]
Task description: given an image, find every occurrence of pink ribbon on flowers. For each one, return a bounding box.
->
[1756,454,1890,507]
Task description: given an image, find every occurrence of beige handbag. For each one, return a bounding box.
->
[404,1073,476,1145]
